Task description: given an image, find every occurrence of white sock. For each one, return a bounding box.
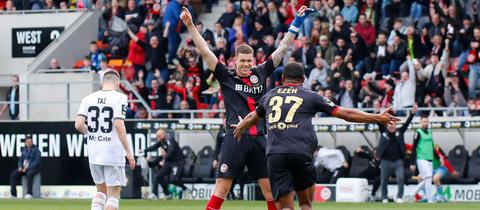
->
[105,197,120,210]
[425,177,433,201]
[412,180,426,195]
[91,192,106,210]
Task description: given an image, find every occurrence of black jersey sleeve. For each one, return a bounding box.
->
[211,62,230,83]
[255,95,267,118]
[312,93,339,115]
[255,57,276,80]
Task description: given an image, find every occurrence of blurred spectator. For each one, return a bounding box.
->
[291,36,317,74]
[308,56,329,90]
[217,2,236,28]
[385,35,407,78]
[147,78,167,118]
[127,24,147,76]
[417,46,449,107]
[340,0,358,24]
[388,19,407,46]
[9,136,40,199]
[81,56,93,70]
[196,21,215,48]
[467,39,480,99]
[426,13,446,40]
[163,0,184,64]
[4,0,16,11]
[0,75,19,120]
[354,14,376,47]
[213,22,229,48]
[348,32,368,73]
[444,72,468,116]
[393,55,417,116]
[177,100,191,118]
[336,79,358,108]
[319,0,340,29]
[330,14,351,42]
[124,0,145,31]
[358,72,382,109]
[317,35,337,65]
[359,0,379,27]
[88,41,107,72]
[381,79,395,108]
[127,28,168,86]
[48,58,61,69]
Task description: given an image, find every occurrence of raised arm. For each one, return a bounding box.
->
[332,106,400,125]
[180,7,218,71]
[271,6,309,67]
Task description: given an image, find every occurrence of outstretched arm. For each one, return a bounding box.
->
[271,6,309,67]
[332,106,400,125]
[232,112,260,140]
[180,7,218,71]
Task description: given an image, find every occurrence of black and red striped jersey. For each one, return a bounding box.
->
[212,58,275,136]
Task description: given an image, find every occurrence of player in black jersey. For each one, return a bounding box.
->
[181,5,311,210]
[233,62,400,210]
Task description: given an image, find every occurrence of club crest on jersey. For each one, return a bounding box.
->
[220,164,229,173]
[249,75,259,84]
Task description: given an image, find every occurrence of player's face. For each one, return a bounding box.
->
[420,117,429,129]
[235,53,254,77]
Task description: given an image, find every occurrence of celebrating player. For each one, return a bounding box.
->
[233,62,400,210]
[75,70,136,210]
[180,5,310,210]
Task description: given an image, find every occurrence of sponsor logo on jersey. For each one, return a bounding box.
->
[234,84,264,94]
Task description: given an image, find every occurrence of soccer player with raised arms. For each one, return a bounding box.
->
[180,5,311,210]
[233,62,400,210]
[75,70,136,210]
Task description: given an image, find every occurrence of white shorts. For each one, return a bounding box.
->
[89,164,127,186]
[417,159,433,179]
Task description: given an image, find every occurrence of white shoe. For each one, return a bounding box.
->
[395,198,404,203]
[382,199,388,203]
[162,194,172,200]
[148,194,158,200]
[9,195,17,199]
[24,194,33,199]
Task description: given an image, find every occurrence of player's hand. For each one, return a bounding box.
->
[296,5,309,17]
[231,116,244,141]
[180,7,193,26]
[159,160,165,167]
[452,171,460,178]
[126,152,136,170]
[377,107,401,126]
[212,160,218,169]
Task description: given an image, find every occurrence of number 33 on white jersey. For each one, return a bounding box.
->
[77,90,128,166]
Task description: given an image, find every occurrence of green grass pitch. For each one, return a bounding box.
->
[1,199,479,210]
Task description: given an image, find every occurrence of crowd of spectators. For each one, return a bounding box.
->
[5,0,480,119]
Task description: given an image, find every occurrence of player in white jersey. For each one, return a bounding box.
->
[75,70,135,210]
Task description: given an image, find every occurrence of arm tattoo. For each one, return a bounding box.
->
[271,32,296,67]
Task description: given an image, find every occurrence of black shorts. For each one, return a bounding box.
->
[268,153,316,201]
[215,134,268,180]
